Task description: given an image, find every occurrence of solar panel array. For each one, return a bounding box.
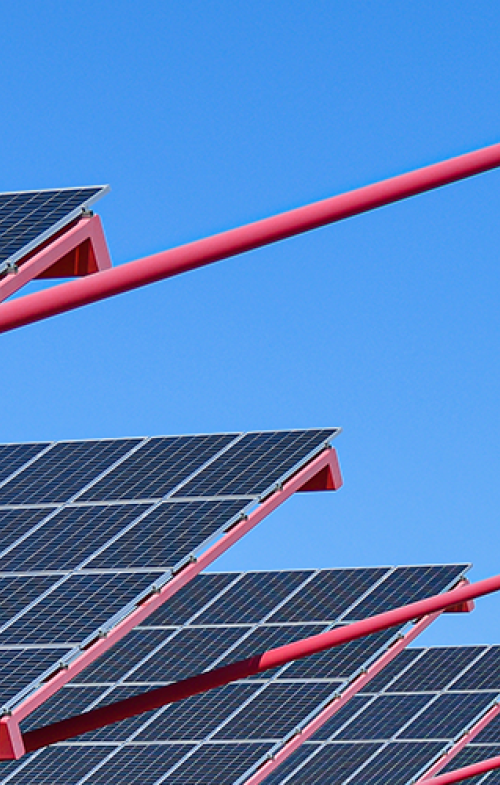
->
[0,186,109,275]
[0,564,469,784]
[0,429,338,713]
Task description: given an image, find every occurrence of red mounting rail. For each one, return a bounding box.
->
[18,571,500,756]
[422,754,500,785]
[1,142,500,332]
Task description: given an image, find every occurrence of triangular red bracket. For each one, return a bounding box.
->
[0,215,111,303]
[297,448,343,492]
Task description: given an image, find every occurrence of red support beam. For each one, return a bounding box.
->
[1,142,500,332]
[421,754,500,785]
[18,571,500,755]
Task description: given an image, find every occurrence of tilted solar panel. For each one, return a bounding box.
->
[0,429,339,715]
[0,564,470,784]
[0,186,109,276]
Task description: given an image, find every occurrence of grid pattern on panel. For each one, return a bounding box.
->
[0,186,108,272]
[3,565,469,785]
[171,429,338,498]
[263,645,500,785]
[0,429,338,714]
[79,433,239,502]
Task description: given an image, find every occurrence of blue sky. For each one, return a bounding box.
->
[2,2,500,646]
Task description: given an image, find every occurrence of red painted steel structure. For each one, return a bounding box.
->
[241,612,441,785]
[17,572,500,757]
[0,215,111,303]
[416,702,500,784]
[422,753,500,785]
[0,447,342,760]
[1,142,500,332]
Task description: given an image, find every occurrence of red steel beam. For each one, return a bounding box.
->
[20,571,500,754]
[421,754,500,785]
[1,142,500,333]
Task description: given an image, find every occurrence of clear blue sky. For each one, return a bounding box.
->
[2,2,500,646]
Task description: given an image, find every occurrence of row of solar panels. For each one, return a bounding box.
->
[0,567,496,784]
[0,430,496,783]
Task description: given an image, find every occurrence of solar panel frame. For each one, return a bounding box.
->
[0,185,110,276]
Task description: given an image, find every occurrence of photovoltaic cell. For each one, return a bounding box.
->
[0,504,148,571]
[0,575,62,627]
[347,741,445,785]
[267,568,390,624]
[138,572,238,627]
[344,565,469,620]
[399,692,497,740]
[380,646,486,693]
[171,429,338,498]
[0,186,108,275]
[0,439,140,505]
[146,743,271,785]
[84,498,246,570]
[0,443,49,485]
[453,648,500,691]
[328,694,432,741]
[0,649,72,705]
[79,433,238,502]
[194,570,313,625]
[0,572,163,646]
[267,742,382,785]
[0,508,56,560]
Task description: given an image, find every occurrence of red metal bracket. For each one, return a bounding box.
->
[421,752,500,785]
[0,215,111,303]
[444,578,475,614]
[0,447,342,760]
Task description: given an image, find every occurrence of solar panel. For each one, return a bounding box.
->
[0,565,470,785]
[0,429,339,714]
[0,186,109,276]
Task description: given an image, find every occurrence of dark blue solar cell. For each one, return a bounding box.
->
[195,570,313,625]
[267,568,390,623]
[0,571,163,646]
[347,741,445,785]
[75,628,179,684]
[276,742,382,785]
[79,433,238,502]
[21,684,109,733]
[155,743,271,785]
[141,572,238,627]
[282,628,398,680]
[0,439,140,505]
[0,504,148,571]
[171,429,338,498]
[466,713,500,744]
[0,574,61,627]
[259,742,320,785]
[332,694,432,741]
[0,648,72,705]
[385,647,487,693]
[453,647,500,691]
[213,682,338,740]
[135,683,260,741]
[215,623,327,671]
[0,186,108,271]
[360,648,423,694]
[312,695,373,741]
[344,565,469,621]
[399,693,497,740]
[0,508,55,558]
[0,442,48,485]
[83,744,195,784]
[85,498,246,570]
[125,626,249,683]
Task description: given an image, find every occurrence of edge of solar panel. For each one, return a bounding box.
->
[0,429,340,714]
[0,185,110,275]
